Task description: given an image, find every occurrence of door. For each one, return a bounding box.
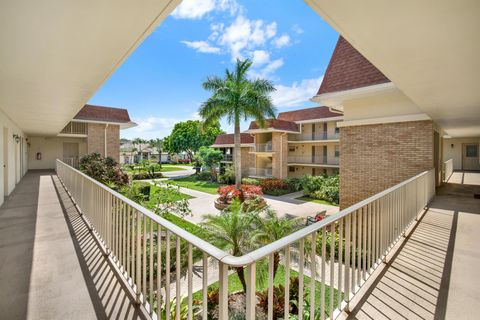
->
[63,142,79,167]
[323,146,327,164]
[462,143,480,171]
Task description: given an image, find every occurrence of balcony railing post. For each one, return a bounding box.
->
[218,262,229,320]
[246,263,256,320]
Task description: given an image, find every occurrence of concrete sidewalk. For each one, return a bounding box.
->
[0,170,146,320]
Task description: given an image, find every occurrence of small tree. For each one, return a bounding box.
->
[195,146,223,181]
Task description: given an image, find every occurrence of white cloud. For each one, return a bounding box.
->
[123,116,181,140]
[171,0,239,19]
[272,34,291,48]
[271,76,324,108]
[219,15,277,60]
[292,24,304,34]
[181,41,221,54]
[248,58,284,79]
[251,50,270,66]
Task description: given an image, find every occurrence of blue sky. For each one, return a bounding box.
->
[88,0,338,139]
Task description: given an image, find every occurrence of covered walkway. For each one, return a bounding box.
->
[0,170,146,320]
[345,171,480,320]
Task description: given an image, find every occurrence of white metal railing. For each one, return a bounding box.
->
[288,155,340,165]
[256,142,273,152]
[290,133,340,141]
[63,157,79,169]
[248,167,273,178]
[56,159,435,320]
[60,121,88,135]
[222,154,233,162]
[443,158,453,182]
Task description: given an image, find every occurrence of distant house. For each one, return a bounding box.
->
[28,104,136,169]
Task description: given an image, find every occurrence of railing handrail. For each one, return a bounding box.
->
[57,159,434,268]
[56,159,230,262]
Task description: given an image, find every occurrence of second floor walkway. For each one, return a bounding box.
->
[0,170,479,319]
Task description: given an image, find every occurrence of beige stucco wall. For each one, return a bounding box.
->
[342,88,424,121]
[0,108,28,205]
[443,138,480,170]
[28,136,87,170]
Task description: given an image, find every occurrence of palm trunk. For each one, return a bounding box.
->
[234,117,242,188]
[236,266,247,293]
[273,252,280,280]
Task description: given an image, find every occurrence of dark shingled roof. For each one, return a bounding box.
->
[213,133,254,145]
[278,106,342,122]
[74,104,131,123]
[248,119,299,132]
[317,36,390,95]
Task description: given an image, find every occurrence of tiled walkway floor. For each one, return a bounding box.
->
[0,170,146,320]
[345,171,480,320]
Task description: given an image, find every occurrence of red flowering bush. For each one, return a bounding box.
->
[260,178,289,192]
[217,184,263,204]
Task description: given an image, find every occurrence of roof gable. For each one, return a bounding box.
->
[317,36,390,95]
[248,119,299,133]
[213,133,254,145]
[278,106,342,122]
[73,104,131,123]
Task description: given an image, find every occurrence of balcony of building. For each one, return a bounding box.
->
[289,132,340,143]
[288,155,340,167]
[1,162,479,319]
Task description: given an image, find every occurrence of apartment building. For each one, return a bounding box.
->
[213,106,343,179]
[28,104,135,169]
[312,35,480,208]
[211,133,255,177]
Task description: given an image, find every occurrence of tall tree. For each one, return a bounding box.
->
[163,120,223,161]
[199,59,276,188]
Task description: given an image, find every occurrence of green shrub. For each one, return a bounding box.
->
[284,177,302,191]
[299,174,339,205]
[131,172,164,180]
[195,170,213,181]
[218,166,235,184]
[79,153,129,187]
[241,177,260,185]
[134,182,151,199]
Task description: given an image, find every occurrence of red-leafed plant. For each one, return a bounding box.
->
[260,178,289,192]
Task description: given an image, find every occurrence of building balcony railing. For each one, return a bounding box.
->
[289,132,339,141]
[56,159,435,320]
[443,158,453,182]
[59,121,87,135]
[288,155,339,165]
[255,142,273,152]
[63,157,79,169]
[221,154,233,162]
[248,167,273,178]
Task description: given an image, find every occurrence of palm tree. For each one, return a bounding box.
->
[252,210,300,280]
[199,59,277,188]
[201,200,256,293]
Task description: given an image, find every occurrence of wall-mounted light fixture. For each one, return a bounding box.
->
[12,134,20,143]
[451,144,454,148]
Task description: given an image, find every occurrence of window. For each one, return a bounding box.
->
[335,125,340,134]
[466,145,478,157]
[289,166,295,172]
[289,147,295,152]
[335,145,340,157]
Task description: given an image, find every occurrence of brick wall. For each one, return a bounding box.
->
[340,120,433,208]
[87,123,120,162]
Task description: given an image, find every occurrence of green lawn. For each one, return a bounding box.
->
[192,264,341,318]
[166,176,221,195]
[296,196,338,206]
[157,165,186,172]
